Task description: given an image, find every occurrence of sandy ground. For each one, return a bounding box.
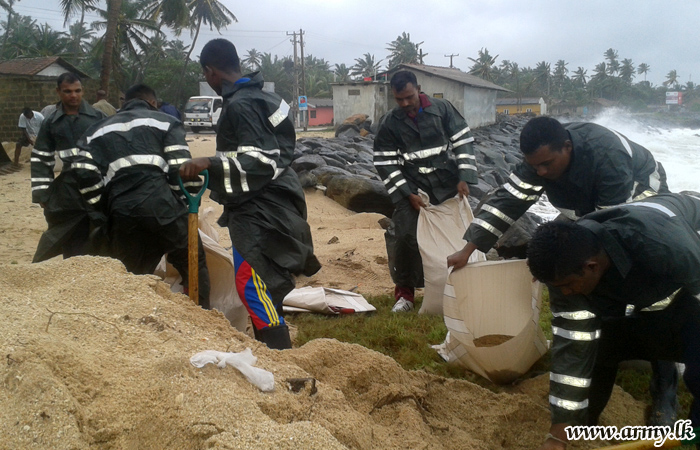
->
[0,136,646,449]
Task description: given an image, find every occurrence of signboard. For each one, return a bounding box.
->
[298,95,308,111]
[666,91,683,105]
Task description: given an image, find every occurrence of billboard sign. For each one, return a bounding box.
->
[298,95,308,111]
[666,91,683,105]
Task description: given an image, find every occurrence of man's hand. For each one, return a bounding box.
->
[179,157,211,181]
[457,181,470,199]
[446,242,478,269]
[408,193,426,211]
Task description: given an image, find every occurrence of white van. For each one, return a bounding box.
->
[183,96,223,133]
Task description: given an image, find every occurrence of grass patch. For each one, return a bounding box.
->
[289,289,694,425]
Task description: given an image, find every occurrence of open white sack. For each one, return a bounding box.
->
[283,286,376,314]
[154,208,248,332]
[416,193,485,315]
[442,259,548,384]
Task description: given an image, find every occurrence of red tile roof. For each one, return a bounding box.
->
[0,57,88,78]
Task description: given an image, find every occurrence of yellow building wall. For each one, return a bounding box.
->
[496,103,542,115]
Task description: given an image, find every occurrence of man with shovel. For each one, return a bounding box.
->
[72,83,210,306]
[526,193,700,449]
[179,38,320,350]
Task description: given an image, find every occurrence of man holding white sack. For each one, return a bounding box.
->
[373,70,478,313]
[447,116,677,427]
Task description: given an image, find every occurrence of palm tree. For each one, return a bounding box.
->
[664,70,679,89]
[333,63,351,82]
[1,0,18,57]
[242,48,262,71]
[99,0,123,92]
[468,48,499,82]
[28,23,69,57]
[619,58,635,84]
[147,0,237,104]
[604,48,619,76]
[386,32,421,69]
[572,67,587,87]
[351,52,382,79]
[533,60,551,95]
[637,63,650,82]
[66,20,94,63]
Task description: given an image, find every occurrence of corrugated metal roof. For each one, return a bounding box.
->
[392,64,510,92]
[0,56,89,78]
[496,97,542,105]
[308,97,333,107]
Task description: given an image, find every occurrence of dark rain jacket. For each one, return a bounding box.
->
[465,122,668,253]
[206,73,321,303]
[373,96,478,205]
[548,193,700,425]
[30,101,106,261]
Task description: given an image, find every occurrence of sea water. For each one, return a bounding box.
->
[529,110,700,220]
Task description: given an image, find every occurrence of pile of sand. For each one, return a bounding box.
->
[1,135,646,449]
[0,257,644,449]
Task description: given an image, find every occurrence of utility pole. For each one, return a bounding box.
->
[299,28,307,131]
[417,42,427,65]
[287,30,299,128]
[444,53,459,68]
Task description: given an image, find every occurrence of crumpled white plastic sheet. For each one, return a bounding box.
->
[190,349,275,392]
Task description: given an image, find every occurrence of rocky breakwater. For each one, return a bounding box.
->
[291,114,542,254]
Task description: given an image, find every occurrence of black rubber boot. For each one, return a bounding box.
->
[257,324,292,350]
[648,360,679,426]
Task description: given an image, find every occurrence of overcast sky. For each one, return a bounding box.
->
[11,0,700,87]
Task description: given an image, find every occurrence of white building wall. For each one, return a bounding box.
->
[332,83,390,126]
[37,64,70,77]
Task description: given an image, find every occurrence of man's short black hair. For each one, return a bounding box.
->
[390,70,418,92]
[56,72,81,87]
[125,84,157,103]
[526,221,602,283]
[200,38,241,73]
[22,107,33,117]
[520,116,569,155]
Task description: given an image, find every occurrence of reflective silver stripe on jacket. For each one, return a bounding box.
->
[639,288,680,312]
[375,150,399,157]
[231,157,249,192]
[550,373,592,388]
[450,126,470,141]
[550,395,589,410]
[649,162,662,192]
[387,179,406,194]
[453,137,475,147]
[105,155,168,184]
[79,180,104,194]
[31,149,54,157]
[632,189,656,202]
[509,173,543,191]
[609,129,633,157]
[480,205,516,225]
[401,144,447,161]
[457,153,477,161]
[268,100,290,128]
[221,156,233,194]
[57,148,81,158]
[382,170,402,186]
[552,326,601,341]
[625,202,676,218]
[418,167,436,174]
[458,163,477,171]
[375,160,400,166]
[72,162,101,174]
[216,150,238,159]
[504,183,540,201]
[31,185,49,191]
[31,177,53,183]
[164,145,189,153]
[552,310,597,320]
[239,150,278,172]
[86,118,171,144]
[168,158,190,165]
[87,195,101,204]
[472,218,503,238]
[238,145,281,156]
[31,157,54,167]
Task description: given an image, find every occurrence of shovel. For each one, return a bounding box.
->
[178,169,209,305]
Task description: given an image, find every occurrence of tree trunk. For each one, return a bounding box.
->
[72,7,86,64]
[175,16,202,107]
[100,0,123,94]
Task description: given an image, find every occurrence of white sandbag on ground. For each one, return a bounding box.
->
[154,208,248,332]
[416,193,485,315]
[442,259,548,384]
[283,286,376,314]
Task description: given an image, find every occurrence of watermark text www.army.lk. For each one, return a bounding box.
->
[565,420,695,447]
